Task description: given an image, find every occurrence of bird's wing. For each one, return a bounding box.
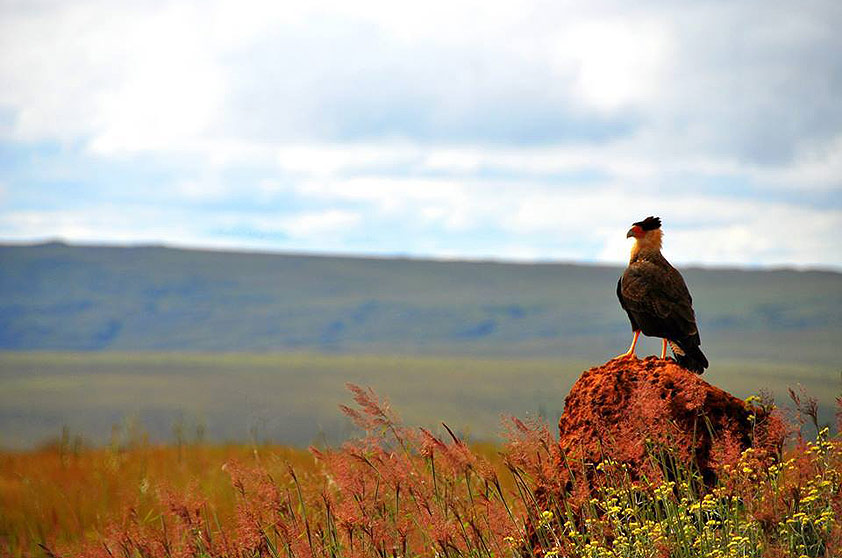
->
[617,276,639,330]
[621,259,698,333]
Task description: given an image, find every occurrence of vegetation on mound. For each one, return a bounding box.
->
[2,386,840,558]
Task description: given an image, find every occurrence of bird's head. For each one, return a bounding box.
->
[626,216,661,239]
[626,216,662,256]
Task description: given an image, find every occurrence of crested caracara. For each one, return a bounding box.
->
[616,216,709,374]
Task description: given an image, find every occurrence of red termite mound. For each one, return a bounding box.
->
[556,356,785,484]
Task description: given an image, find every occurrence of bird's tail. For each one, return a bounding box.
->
[669,339,709,374]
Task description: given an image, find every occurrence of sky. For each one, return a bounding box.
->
[1,0,841,269]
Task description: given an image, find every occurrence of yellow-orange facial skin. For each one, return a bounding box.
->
[628,227,663,261]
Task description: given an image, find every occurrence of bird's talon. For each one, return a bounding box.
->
[613,352,637,361]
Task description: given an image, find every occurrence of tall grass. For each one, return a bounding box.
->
[2,385,840,557]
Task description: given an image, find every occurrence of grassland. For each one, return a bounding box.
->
[1,388,839,558]
[3,243,839,448]
[2,243,841,364]
[1,351,838,450]
[2,244,840,556]
[0,352,588,449]
[0,441,318,555]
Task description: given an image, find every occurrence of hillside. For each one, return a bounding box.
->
[2,242,841,363]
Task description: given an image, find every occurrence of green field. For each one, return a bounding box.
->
[1,243,840,449]
[1,351,837,449]
[3,243,841,364]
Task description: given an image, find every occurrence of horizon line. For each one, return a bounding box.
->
[2,237,841,275]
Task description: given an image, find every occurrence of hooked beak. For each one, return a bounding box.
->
[626,228,635,238]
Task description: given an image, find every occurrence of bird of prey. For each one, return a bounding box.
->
[615,216,709,373]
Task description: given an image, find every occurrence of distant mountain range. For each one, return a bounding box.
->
[2,242,841,365]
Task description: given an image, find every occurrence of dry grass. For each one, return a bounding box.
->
[0,439,315,556]
[1,385,840,558]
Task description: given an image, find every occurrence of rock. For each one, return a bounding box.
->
[556,356,785,484]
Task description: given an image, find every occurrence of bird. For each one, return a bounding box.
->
[615,216,709,373]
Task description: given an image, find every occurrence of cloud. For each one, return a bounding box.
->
[0,206,200,245]
[274,172,842,266]
[553,16,672,112]
[279,210,361,237]
[1,0,840,268]
[752,134,842,191]
[3,0,839,164]
[1,177,839,268]
[595,197,842,267]
[276,143,421,177]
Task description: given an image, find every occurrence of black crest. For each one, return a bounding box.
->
[633,216,661,231]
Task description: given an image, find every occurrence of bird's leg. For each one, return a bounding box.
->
[660,338,668,359]
[615,330,641,360]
